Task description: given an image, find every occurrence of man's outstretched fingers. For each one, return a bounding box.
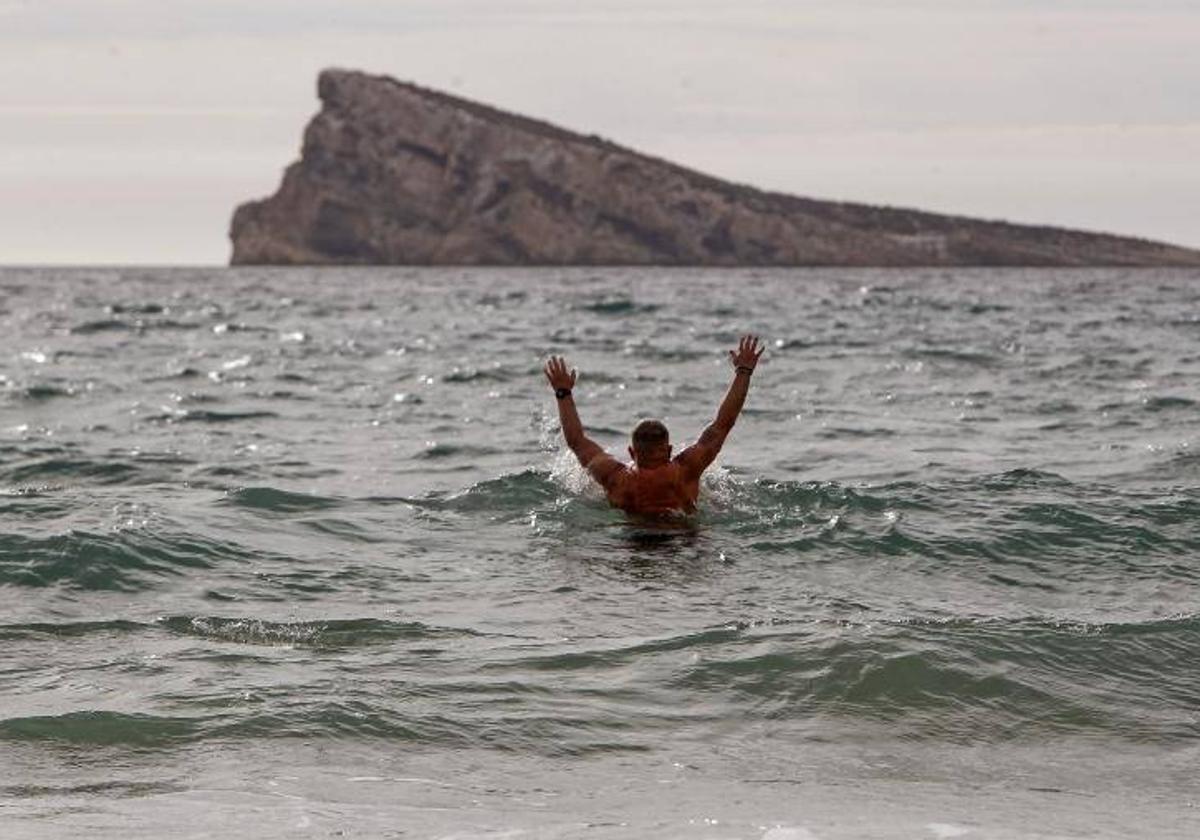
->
[544,355,577,390]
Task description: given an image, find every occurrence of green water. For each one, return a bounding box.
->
[1,267,1198,838]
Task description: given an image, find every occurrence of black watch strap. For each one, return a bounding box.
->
[555,387,573,400]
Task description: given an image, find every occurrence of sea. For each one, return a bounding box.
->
[1,266,1198,839]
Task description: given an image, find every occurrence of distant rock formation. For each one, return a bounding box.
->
[230,69,1200,267]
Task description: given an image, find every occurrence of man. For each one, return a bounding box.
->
[543,334,764,515]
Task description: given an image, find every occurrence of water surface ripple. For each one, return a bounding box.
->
[2,267,1198,838]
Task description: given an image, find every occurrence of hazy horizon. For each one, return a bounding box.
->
[2,0,1198,264]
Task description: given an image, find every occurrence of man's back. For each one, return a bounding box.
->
[606,461,701,516]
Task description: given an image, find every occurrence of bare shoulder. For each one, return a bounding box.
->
[674,436,720,479]
[585,450,628,491]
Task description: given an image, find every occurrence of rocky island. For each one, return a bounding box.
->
[230,69,1200,267]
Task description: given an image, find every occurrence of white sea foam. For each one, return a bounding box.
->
[761,827,820,840]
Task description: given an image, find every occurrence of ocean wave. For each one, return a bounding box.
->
[0,614,473,648]
[737,474,1200,583]
[575,296,662,315]
[0,711,202,747]
[406,466,1200,576]
[69,318,133,334]
[156,615,465,647]
[0,456,144,487]
[415,442,502,460]
[1140,395,1196,411]
[107,302,165,315]
[813,425,898,439]
[0,450,195,491]
[0,528,253,591]
[12,384,77,401]
[5,614,1196,750]
[0,703,654,754]
[420,469,562,515]
[147,409,279,424]
[441,366,516,383]
[483,614,1200,742]
[0,780,185,799]
[905,347,1002,366]
[65,312,200,334]
[220,486,343,513]
[0,619,149,641]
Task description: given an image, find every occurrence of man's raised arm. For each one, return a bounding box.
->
[677,335,764,476]
[543,355,624,488]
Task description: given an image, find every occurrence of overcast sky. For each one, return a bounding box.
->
[2,0,1198,264]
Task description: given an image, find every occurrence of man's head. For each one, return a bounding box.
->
[629,418,671,467]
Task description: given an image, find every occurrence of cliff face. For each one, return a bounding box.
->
[230,69,1200,267]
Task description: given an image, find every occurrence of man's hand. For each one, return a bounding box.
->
[729,334,765,372]
[543,355,577,391]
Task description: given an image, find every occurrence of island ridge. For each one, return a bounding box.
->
[230,69,1200,267]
